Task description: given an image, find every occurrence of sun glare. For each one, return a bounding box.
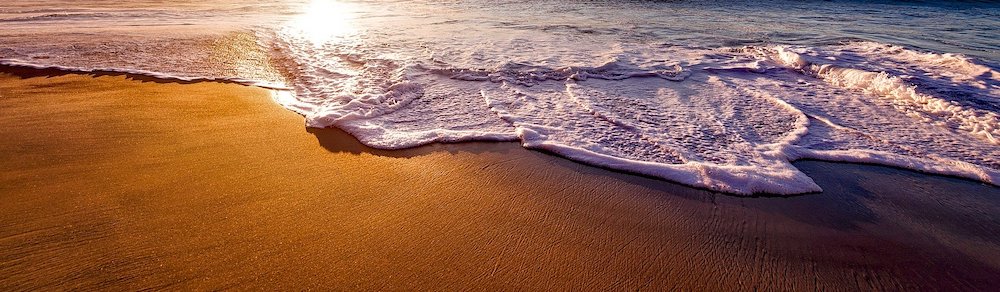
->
[289,0,359,45]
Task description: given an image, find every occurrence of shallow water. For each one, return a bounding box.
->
[1,0,998,194]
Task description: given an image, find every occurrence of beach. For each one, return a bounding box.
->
[1,69,999,290]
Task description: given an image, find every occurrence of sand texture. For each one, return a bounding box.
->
[1,70,999,290]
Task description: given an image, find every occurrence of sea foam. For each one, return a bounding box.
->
[5,39,997,195]
[271,35,1000,195]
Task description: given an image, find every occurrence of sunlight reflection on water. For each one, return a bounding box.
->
[287,0,360,46]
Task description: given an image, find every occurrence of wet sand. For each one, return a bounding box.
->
[1,69,999,290]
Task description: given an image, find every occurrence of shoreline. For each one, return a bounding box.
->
[1,71,999,290]
[5,60,997,196]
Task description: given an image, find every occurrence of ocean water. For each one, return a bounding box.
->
[2,0,998,195]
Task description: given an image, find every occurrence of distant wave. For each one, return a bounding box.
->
[0,12,180,23]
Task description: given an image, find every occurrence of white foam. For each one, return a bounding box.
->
[766,45,999,144]
[789,147,1000,186]
[6,37,997,195]
[272,35,1000,195]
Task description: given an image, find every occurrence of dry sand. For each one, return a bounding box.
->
[1,68,999,290]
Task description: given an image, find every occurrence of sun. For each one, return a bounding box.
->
[288,0,359,46]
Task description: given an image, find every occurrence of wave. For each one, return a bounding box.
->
[3,38,998,195]
[0,11,187,23]
[269,35,1000,195]
[764,45,999,144]
[0,12,115,22]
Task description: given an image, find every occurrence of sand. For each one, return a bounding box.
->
[1,68,999,290]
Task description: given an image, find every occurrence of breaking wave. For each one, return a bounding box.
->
[271,37,1000,195]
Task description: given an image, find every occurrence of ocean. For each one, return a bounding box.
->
[1,0,998,194]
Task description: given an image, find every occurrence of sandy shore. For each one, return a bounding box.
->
[1,69,999,290]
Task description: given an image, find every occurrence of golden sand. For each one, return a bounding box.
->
[1,71,999,290]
